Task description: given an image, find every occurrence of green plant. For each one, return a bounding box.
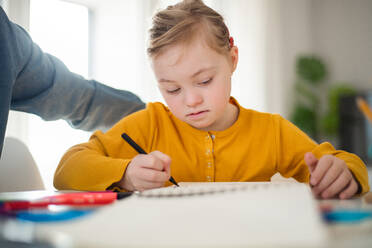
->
[291,104,316,136]
[297,56,327,83]
[322,84,356,136]
[290,56,327,141]
[290,56,356,142]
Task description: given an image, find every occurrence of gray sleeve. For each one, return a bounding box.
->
[9,18,145,132]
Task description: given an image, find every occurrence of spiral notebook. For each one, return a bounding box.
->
[37,182,327,247]
[139,181,278,197]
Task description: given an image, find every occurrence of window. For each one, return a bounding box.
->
[29,0,90,189]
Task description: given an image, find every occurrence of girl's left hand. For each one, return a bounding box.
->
[304,152,359,199]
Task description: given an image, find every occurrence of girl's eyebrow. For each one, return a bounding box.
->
[159,66,216,83]
[159,78,176,83]
[191,66,216,78]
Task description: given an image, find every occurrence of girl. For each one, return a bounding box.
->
[54,0,369,199]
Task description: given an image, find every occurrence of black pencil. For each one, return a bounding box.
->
[121,133,180,187]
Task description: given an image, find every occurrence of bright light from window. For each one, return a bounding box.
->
[29,0,90,189]
[30,0,89,77]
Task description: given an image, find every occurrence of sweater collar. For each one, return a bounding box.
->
[170,97,246,138]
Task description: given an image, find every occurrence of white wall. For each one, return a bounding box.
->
[3,0,29,27]
[223,0,267,112]
[88,0,162,103]
[274,0,372,119]
[267,0,313,117]
[312,0,372,89]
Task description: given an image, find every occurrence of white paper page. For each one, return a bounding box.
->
[36,182,328,248]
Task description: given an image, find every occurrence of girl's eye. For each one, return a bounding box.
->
[166,88,180,94]
[199,78,212,85]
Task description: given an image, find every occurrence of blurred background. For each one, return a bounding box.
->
[1,0,371,189]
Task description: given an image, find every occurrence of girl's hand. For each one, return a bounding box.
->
[117,151,171,192]
[304,152,358,199]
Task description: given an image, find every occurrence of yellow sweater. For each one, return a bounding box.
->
[54,99,370,193]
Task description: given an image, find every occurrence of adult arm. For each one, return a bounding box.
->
[0,7,145,155]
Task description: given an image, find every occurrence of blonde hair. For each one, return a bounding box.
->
[147,0,231,57]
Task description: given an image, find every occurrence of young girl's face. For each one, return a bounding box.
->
[152,36,238,131]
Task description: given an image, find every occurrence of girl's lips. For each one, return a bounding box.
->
[187,110,209,119]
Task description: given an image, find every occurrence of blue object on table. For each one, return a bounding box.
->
[16,209,94,222]
[323,209,372,223]
[1,202,94,222]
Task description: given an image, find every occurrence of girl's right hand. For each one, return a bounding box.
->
[118,151,171,192]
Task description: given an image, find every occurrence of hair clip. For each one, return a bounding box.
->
[229,37,234,48]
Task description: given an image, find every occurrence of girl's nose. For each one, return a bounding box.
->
[185,90,203,107]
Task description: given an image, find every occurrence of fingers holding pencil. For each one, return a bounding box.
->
[120,152,172,192]
[121,133,179,187]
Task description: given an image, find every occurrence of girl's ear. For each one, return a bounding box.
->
[229,46,239,73]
